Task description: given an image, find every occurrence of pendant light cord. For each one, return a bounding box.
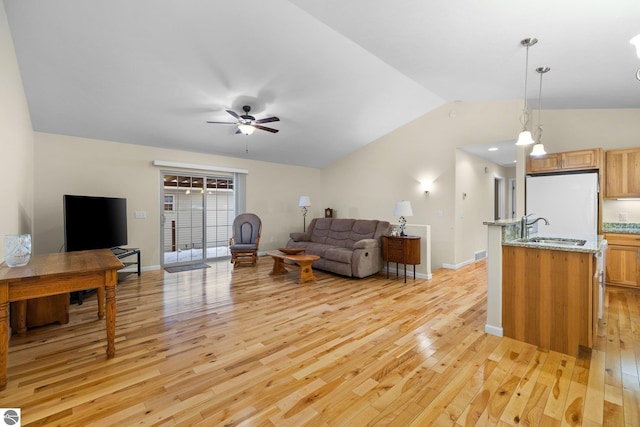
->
[520,43,531,129]
[535,67,550,144]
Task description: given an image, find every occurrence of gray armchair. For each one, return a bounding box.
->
[229,213,262,267]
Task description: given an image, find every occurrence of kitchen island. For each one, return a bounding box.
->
[484,219,607,356]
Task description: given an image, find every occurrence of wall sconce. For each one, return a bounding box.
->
[631,34,640,58]
[421,181,433,194]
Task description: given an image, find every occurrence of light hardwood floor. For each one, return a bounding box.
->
[1,257,639,426]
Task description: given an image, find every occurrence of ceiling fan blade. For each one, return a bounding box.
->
[254,116,280,124]
[234,129,242,134]
[254,124,279,133]
[206,121,236,124]
[226,109,240,120]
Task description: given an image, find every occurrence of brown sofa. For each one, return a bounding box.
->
[286,218,391,278]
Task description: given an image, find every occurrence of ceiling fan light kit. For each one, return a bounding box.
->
[207,105,280,135]
[237,124,255,135]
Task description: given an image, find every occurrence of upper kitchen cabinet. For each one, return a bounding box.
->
[526,148,603,174]
[604,147,640,198]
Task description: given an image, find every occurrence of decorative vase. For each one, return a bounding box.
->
[4,234,32,267]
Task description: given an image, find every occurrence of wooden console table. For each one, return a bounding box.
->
[382,235,421,283]
[0,249,123,390]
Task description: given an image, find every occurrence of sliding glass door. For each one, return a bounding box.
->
[161,173,234,267]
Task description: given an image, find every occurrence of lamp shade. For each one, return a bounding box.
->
[516,130,535,146]
[530,143,546,156]
[298,196,311,207]
[393,200,413,217]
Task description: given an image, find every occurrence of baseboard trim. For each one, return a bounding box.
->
[383,267,432,280]
[485,324,503,337]
[442,258,475,270]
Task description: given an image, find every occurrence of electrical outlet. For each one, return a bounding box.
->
[619,212,628,222]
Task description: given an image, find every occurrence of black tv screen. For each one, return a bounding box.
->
[64,195,128,252]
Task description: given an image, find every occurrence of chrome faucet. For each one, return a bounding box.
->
[520,213,550,238]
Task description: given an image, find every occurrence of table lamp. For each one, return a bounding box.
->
[393,200,413,236]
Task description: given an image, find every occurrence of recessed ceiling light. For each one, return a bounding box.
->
[488,147,498,151]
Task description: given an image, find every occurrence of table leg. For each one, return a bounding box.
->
[97,287,105,319]
[404,263,407,283]
[297,260,317,284]
[106,283,116,359]
[269,256,288,275]
[0,286,8,390]
[14,300,27,335]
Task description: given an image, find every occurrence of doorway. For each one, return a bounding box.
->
[494,176,505,220]
[161,173,235,267]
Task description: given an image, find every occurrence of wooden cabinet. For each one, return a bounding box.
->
[382,235,420,283]
[526,148,602,174]
[604,147,640,198]
[502,246,597,356]
[10,294,69,331]
[604,233,640,288]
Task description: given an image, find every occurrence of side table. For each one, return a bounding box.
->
[382,235,421,283]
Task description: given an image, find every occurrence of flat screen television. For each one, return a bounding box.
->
[63,195,128,252]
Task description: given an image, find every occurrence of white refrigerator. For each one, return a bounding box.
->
[525,172,599,236]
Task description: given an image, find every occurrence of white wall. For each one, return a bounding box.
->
[0,0,34,262]
[454,149,510,267]
[33,133,321,268]
[321,100,525,271]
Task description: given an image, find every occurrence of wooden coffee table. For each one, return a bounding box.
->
[267,251,320,284]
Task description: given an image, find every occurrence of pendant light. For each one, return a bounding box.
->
[631,34,640,81]
[531,66,550,156]
[516,38,537,146]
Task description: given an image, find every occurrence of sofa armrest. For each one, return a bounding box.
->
[353,239,379,249]
[289,232,310,242]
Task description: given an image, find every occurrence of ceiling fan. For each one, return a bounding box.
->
[207,105,280,135]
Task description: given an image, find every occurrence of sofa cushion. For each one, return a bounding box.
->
[309,218,333,244]
[323,247,353,264]
[325,218,356,248]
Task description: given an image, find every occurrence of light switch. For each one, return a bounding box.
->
[135,211,147,219]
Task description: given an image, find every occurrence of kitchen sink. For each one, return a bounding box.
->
[521,237,587,247]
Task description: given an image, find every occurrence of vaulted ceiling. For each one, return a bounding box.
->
[5,0,640,168]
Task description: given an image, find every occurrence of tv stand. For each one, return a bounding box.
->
[111,247,141,276]
[74,248,140,305]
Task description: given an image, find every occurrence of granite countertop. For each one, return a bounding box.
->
[602,222,640,234]
[483,219,519,226]
[502,234,606,254]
